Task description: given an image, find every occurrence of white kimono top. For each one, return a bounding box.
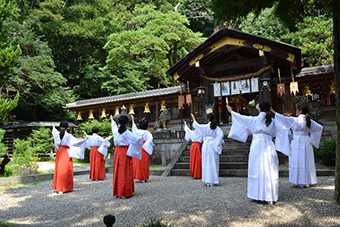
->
[192,121,224,154]
[274,113,324,148]
[111,119,143,159]
[228,111,291,156]
[85,133,111,156]
[184,125,203,143]
[52,126,86,159]
[132,122,154,155]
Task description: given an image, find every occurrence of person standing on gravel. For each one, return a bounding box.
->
[184,120,203,179]
[190,112,224,187]
[270,104,323,188]
[227,101,290,204]
[52,121,86,194]
[110,115,142,198]
[85,127,111,181]
[131,116,154,183]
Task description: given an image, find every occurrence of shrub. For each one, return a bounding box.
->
[0,129,8,153]
[11,138,39,170]
[314,139,336,166]
[142,219,172,227]
[28,127,54,155]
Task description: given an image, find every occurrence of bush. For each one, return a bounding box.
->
[28,127,54,155]
[314,139,336,166]
[11,138,39,170]
[142,219,172,227]
[0,129,8,153]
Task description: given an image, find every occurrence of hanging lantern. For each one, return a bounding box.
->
[178,95,185,109]
[330,80,335,94]
[144,102,151,113]
[160,100,167,111]
[114,106,120,116]
[76,111,83,121]
[100,108,107,118]
[186,94,192,105]
[88,109,95,120]
[303,83,312,97]
[128,104,135,115]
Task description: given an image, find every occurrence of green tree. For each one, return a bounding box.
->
[28,126,54,155]
[281,15,333,66]
[209,0,340,204]
[102,4,204,94]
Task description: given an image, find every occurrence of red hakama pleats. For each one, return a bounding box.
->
[113,145,134,197]
[53,145,73,192]
[90,146,106,180]
[133,142,150,181]
[190,142,202,179]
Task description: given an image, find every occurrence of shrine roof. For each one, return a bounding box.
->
[296,64,334,78]
[65,86,184,109]
[166,28,302,84]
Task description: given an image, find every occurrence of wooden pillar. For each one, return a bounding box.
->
[259,54,272,104]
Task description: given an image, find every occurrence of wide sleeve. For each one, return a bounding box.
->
[210,127,225,154]
[125,130,143,160]
[132,122,138,134]
[52,126,60,150]
[192,120,208,136]
[274,120,291,156]
[111,119,119,139]
[274,112,295,128]
[309,120,324,148]
[67,134,86,159]
[184,125,193,142]
[142,131,154,155]
[227,111,250,143]
[85,135,91,150]
[97,136,111,156]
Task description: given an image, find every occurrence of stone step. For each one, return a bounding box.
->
[170,169,248,177]
[173,162,248,170]
[182,149,250,156]
[179,155,249,162]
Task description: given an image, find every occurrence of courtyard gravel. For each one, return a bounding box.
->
[0,175,339,227]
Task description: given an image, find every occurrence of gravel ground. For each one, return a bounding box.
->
[0,175,339,227]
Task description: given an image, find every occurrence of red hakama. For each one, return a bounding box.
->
[53,145,73,192]
[190,142,202,179]
[90,146,106,180]
[113,145,134,197]
[133,141,150,181]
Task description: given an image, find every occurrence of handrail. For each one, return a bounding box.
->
[161,140,189,177]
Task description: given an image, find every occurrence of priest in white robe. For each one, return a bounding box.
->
[227,102,290,204]
[271,105,323,188]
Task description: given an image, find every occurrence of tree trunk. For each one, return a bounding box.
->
[333,0,340,204]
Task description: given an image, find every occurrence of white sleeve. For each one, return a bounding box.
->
[142,131,154,155]
[228,111,250,143]
[184,125,193,142]
[210,127,225,154]
[309,120,324,148]
[124,130,143,160]
[274,120,291,156]
[52,127,60,150]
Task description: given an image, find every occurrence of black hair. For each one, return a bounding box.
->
[297,105,311,128]
[139,119,148,130]
[259,101,272,127]
[59,121,69,140]
[92,127,99,134]
[118,115,128,134]
[207,113,217,130]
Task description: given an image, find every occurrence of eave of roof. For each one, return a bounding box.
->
[65,86,184,109]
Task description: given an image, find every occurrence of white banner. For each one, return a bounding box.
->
[240,79,250,94]
[221,82,230,96]
[251,77,259,93]
[231,81,240,95]
[213,82,221,97]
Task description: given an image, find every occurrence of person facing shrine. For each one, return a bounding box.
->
[110,114,142,198]
[184,120,203,179]
[52,121,87,194]
[85,127,111,181]
[227,101,291,205]
[190,112,224,187]
[270,104,324,188]
[131,116,154,183]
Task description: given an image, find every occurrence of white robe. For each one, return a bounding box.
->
[274,113,323,186]
[192,120,224,185]
[228,111,290,202]
[132,123,154,155]
[85,133,111,156]
[52,127,86,159]
[184,125,203,143]
[111,120,143,159]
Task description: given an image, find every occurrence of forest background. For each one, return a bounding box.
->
[0,0,334,123]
